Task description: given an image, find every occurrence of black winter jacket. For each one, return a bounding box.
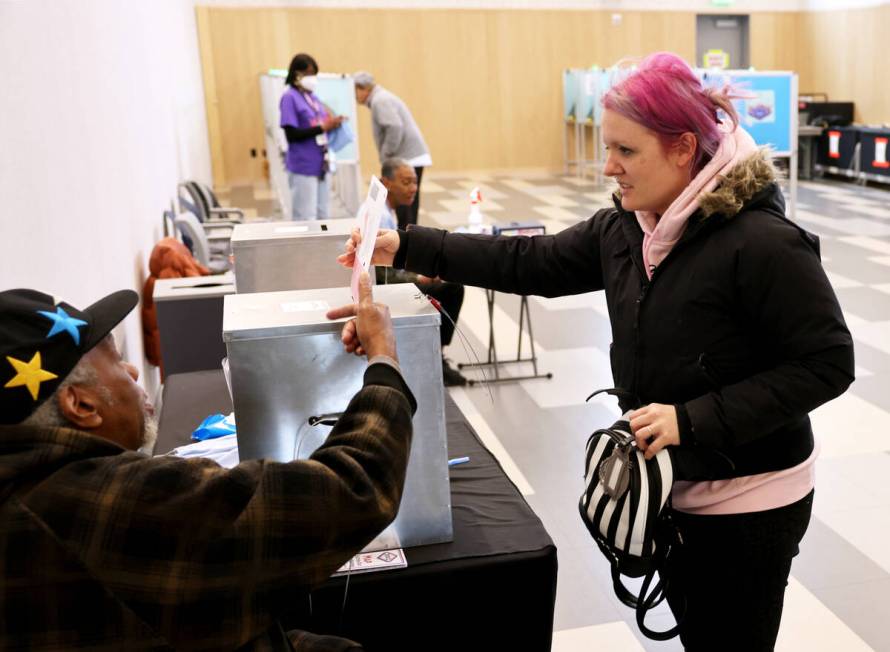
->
[394,158,854,480]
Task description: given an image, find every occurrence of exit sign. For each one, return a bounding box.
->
[711,0,735,6]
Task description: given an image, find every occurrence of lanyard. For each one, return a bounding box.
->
[300,90,322,118]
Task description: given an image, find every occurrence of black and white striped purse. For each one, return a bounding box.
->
[578,390,682,640]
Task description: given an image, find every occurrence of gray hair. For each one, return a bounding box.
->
[381,158,411,180]
[22,357,101,428]
[21,344,157,455]
[353,71,375,88]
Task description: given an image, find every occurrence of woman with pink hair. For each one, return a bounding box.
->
[339,52,854,650]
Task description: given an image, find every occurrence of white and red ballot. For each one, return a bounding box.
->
[333,547,407,576]
[351,175,389,302]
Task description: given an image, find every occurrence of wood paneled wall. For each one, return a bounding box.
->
[751,6,890,126]
[196,7,697,186]
[195,6,889,187]
[749,12,803,72]
[796,5,890,125]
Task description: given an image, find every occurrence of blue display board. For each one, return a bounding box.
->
[563,66,794,145]
[700,70,797,155]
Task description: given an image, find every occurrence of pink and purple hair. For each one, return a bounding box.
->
[603,52,740,174]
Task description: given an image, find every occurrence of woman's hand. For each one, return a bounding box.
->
[337,227,400,268]
[321,115,345,132]
[629,404,680,460]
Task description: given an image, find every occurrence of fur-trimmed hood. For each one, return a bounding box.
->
[610,147,780,221]
[698,147,777,219]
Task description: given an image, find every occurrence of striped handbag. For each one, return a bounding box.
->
[578,390,683,640]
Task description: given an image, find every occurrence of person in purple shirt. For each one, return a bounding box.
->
[280,53,344,220]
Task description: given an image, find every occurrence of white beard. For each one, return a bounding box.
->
[138,414,159,456]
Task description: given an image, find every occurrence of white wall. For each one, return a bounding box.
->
[0,0,211,398]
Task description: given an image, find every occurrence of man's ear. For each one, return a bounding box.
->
[673,132,698,169]
[57,384,103,430]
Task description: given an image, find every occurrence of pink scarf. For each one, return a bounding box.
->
[636,123,758,279]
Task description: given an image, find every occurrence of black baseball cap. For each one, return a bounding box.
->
[0,289,138,425]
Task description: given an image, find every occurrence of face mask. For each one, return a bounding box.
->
[299,75,318,92]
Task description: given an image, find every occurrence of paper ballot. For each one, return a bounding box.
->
[351,176,388,302]
[333,548,407,576]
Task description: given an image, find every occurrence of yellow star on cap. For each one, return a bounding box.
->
[4,352,58,401]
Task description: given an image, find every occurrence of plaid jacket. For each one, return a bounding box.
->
[0,377,414,651]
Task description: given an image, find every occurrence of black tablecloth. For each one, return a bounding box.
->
[157,371,557,651]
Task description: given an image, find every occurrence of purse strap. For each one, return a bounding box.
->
[634,569,681,641]
[589,426,634,449]
[585,387,642,409]
[639,515,686,641]
[607,514,686,641]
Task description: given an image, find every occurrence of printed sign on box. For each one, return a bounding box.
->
[874,137,889,168]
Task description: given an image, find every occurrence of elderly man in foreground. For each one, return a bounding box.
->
[0,274,413,651]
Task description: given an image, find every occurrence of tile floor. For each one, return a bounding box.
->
[220,171,890,651]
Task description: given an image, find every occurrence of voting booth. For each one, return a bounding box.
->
[562,67,611,179]
[223,283,452,550]
[231,220,354,293]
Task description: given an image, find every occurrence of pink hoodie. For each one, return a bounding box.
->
[635,122,758,278]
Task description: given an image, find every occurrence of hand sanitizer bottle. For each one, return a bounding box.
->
[468,187,484,234]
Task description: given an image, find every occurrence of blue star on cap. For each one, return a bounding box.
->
[37,307,88,346]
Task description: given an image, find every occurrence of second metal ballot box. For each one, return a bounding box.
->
[223,283,451,550]
[231,219,354,294]
[153,273,235,376]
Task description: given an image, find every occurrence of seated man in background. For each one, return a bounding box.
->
[354,72,431,230]
[0,275,413,651]
[378,158,468,387]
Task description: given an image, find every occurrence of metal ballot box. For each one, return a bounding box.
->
[222,284,452,550]
[231,219,354,294]
[153,273,235,376]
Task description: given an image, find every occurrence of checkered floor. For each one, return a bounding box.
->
[222,170,890,651]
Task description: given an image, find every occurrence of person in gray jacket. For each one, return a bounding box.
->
[354,72,430,229]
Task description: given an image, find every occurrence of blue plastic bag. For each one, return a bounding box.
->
[191,412,237,441]
[327,121,354,153]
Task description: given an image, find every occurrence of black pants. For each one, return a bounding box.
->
[663,490,813,652]
[395,166,423,229]
[415,279,463,347]
[375,267,464,347]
